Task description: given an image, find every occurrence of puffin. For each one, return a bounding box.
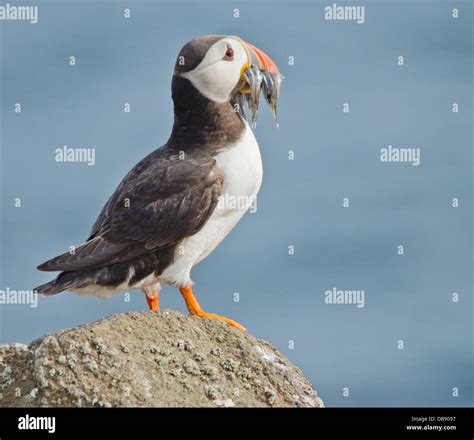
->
[35,35,283,331]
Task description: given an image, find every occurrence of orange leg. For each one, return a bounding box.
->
[144,286,160,311]
[179,285,246,331]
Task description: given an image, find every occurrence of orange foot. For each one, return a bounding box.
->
[144,286,160,311]
[179,285,246,331]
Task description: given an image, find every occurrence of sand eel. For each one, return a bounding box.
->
[35,35,283,331]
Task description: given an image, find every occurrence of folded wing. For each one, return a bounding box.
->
[38,149,224,272]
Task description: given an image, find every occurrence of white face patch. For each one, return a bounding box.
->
[180,37,249,103]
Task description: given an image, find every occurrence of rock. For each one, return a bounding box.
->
[0,310,323,408]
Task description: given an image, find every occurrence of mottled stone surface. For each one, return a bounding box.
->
[0,310,323,408]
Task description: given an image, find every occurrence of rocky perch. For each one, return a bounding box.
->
[0,310,323,407]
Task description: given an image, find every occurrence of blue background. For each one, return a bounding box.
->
[0,0,472,407]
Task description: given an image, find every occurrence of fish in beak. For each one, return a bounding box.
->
[234,41,283,127]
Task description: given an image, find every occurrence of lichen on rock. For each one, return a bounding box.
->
[0,310,323,408]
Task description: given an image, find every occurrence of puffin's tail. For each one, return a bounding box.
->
[34,276,74,296]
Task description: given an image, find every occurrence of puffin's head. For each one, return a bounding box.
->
[174,35,283,125]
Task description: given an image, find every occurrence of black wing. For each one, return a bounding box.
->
[38,148,224,271]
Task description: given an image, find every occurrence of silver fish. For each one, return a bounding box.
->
[261,70,283,126]
[237,66,283,127]
[242,66,264,127]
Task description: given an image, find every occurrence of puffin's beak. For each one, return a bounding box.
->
[242,42,280,76]
[238,41,283,126]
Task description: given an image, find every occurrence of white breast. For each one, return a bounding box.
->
[160,123,263,287]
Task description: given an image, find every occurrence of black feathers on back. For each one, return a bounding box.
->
[38,151,224,272]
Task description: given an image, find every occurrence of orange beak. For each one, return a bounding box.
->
[244,42,280,74]
[236,39,283,126]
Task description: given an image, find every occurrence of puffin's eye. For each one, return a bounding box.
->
[223,45,234,61]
